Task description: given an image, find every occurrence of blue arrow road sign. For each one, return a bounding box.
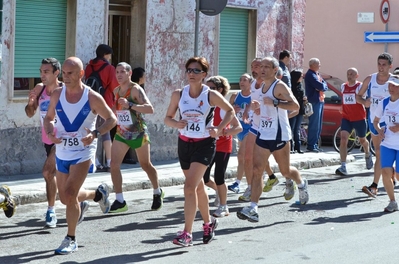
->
[364,32,399,43]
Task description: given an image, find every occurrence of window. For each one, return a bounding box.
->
[14,0,67,94]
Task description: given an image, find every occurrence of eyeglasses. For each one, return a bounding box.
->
[208,86,217,90]
[186,68,204,74]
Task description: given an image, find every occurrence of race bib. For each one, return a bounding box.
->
[116,110,133,126]
[343,93,356,105]
[259,116,277,132]
[182,120,206,137]
[60,132,84,151]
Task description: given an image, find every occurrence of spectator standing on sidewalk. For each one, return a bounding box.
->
[44,57,116,255]
[356,52,397,198]
[164,57,234,246]
[279,50,292,89]
[289,70,306,154]
[85,44,119,171]
[305,58,328,152]
[336,68,373,176]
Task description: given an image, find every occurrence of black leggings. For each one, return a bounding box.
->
[203,151,230,185]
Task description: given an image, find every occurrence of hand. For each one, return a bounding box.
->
[28,90,37,106]
[251,100,260,111]
[377,127,385,140]
[389,124,399,133]
[47,132,62,144]
[81,127,96,146]
[118,98,129,109]
[207,126,220,138]
[176,119,188,129]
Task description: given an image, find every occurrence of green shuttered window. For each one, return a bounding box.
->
[15,0,67,78]
[219,8,248,84]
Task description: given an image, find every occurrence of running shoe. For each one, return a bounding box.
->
[237,206,259,222]
[173,231,193,247]
[213,205,229,218]
[151,189,165,210]
[335,166,348,176]
[263,177,280,192]
[384,200,398,213]
[283,179,296,200]
[97,183,110,214]
[365,154,373,170]
[227,182,240,193]
[298,179,309,205]
[362,185,378,198]
[45,210,57,228]
[77,201,89,225]
[109,200,128,213]
[54,236,78,255]
[203,217,218,244]
[0,185,16,218]
[238,187,251,202]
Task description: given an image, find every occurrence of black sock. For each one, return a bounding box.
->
[269,174,276,180]
[370,182,378,188]
[93,189,102,202]
[67,235,76,241]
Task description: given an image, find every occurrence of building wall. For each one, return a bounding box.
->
[304,0,399,81]
[0,0,106,175]
[144,0,306,161]
[0,0,306,175]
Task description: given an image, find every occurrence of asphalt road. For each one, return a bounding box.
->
[1,150,399,264]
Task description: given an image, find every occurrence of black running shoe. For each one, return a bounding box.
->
[151,189,165,210]
[0,185,16,218]
[109,200,128,213]
[203,217,218,244]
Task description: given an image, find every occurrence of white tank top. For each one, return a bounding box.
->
[55,86,97,161]
[250,80,265,131]
[178,85,214,138]
[258,80,292,141]
[376,98,399,150]
[368,73,395,121]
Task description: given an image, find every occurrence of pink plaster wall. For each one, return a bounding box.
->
[304,0,399,82]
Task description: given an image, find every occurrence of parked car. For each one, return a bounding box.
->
[303,74,344,142]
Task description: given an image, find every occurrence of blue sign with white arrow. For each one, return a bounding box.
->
[364,32,399,43]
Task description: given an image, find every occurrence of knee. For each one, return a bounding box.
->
[140,162,154,172]
[237,152,245,164]
[42,169,55,182]
[382,168,394,178]
[215,176,225,186]
[59,187,77,205]
[279,166,291,176]
[184,184,197,196]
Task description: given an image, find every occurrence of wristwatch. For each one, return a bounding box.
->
[129,102,134,109]
[273,99,279,107]
[92,129,101,138]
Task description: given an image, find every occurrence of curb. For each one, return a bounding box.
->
[12,154,353,206]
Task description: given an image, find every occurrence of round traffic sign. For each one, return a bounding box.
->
[200,0,228,16]
[380,0,390,24]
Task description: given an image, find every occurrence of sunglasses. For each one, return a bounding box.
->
[186,68,204,74]
[208,85,217,90]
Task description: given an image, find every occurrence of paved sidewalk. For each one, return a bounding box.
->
[0,149,354,205]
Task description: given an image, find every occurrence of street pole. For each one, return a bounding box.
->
[194,0,200,56]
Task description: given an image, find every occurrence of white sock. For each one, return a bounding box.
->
[153,188,161,195]
[95,158,101,166]
[341,162,346,167]
[248,185,251,190]
[250,202,258,210]
[107,159,111,167]
[116,193,124,203]
[297,180,305,188]
[236,180,241,185]
[47,206,55,211]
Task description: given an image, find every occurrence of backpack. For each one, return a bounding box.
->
[85,63,108,96]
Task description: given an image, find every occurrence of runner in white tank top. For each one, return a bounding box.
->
[43,57,117,255]
[356,52,398,198]
[237,56,309,223]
